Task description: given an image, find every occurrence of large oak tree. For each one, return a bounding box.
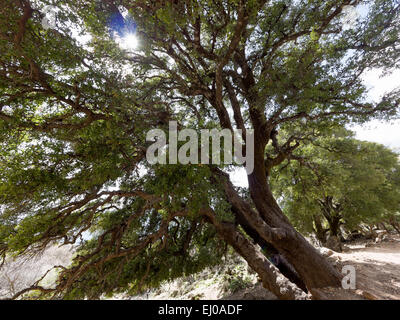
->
[0,0,399,299]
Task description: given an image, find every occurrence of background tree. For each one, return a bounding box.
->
[270,128,400,250]
[0,0,400,299]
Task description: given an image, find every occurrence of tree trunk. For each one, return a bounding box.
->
[213,166,342,298]
[247,167,342,292]
[387,217,400,234]
[234,205,308,292]
[313,214,328,244]
[203,209,308,300]
[328,215,342,238]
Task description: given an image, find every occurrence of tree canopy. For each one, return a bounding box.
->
[270,127,400,247]
[0,0,399,299]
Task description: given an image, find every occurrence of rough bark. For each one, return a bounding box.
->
[328,215,342,238]
[203,209,308,300]
[313,214,328,244]
[247,162,342,292]
[234,203,308,292]
[214,167,342,295]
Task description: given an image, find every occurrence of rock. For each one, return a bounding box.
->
[190,293,204,300]
[327,257,339,267]
[375,231,388,243]
[345,231,364,242]
[171,290,179,297]
[341,245,351,252]
[356,290,379,300]
[319,247,334,257]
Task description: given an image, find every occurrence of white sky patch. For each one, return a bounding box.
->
[352,119,400,152]
[115,33,139,51]
[71,28,92,48]
[361,68,400,102]
[230,167,248,188]
[341,5,360,30]
[351,69,400,151]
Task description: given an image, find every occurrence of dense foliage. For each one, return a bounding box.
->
[270,128,400,244]
[0,0,399,299]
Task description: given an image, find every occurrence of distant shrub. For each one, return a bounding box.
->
[222,263,254,294]
[226,275,253,293]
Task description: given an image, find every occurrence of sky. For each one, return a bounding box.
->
[343,4,400,152]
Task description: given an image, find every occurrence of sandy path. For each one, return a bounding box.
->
[339,236,400,299]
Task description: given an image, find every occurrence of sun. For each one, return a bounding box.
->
[118,33,139,51]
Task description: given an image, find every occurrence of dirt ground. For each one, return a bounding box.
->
[2,236,399,300]
[225,234,400,300]
[103,234,400,300]
[338,235,400,299]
